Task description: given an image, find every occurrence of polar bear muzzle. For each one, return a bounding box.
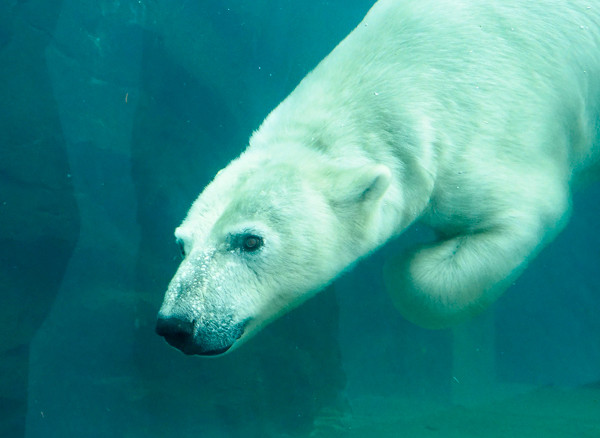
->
[155,312,249,356]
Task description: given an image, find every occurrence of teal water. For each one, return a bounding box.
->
[0,1,598,437]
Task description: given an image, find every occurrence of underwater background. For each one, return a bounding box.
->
[0,1,599,437]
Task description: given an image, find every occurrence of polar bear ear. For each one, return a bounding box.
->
[327,164,392,205]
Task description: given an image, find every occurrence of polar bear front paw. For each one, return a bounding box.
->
[383,230,531,328]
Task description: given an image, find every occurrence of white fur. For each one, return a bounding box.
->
[159,0,600,349]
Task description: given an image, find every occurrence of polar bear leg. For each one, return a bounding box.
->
[383,209,567,328]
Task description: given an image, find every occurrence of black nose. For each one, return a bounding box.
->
[155,316,195,350]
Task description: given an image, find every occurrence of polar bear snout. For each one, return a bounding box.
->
[155,315,195,353]
[155,313,248,356]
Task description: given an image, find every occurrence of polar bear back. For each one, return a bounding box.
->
[258,0,600,176]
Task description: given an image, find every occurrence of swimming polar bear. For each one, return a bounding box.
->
[156,0,600,355]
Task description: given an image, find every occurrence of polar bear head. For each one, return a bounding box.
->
[156,147,392,356]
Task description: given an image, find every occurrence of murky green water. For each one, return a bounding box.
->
[1,1,598,437]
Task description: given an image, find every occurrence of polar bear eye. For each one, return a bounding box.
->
[176,238,186,259]
[241,234,263,252]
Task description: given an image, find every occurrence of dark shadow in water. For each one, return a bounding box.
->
[0,1,79,436]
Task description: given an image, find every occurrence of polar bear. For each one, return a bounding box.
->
[156,0,600,355]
